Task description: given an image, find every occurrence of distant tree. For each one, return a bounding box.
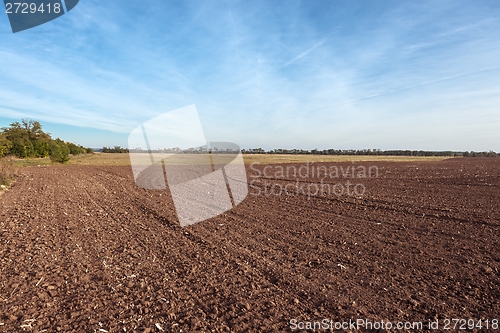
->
[0,133,13,158]
[67,142,87,155]
[49,139,70,163]
[2,119,51,158]
[102,146,129,153]
[486,151,497,157]
[240,148,498,157]
[1,119,92,160]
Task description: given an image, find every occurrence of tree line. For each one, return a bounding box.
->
[242,148,498,157]
[106,146,498,157]
[102,146,129,153]
[0,119,93,163]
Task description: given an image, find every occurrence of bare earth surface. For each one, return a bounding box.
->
[0,158,499,332]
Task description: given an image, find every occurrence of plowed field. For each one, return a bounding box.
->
[0,158,499,332]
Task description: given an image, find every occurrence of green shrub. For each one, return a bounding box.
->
[67,142,87,155]
[50,141,70,163]
[0,134,12,158]
[1,119,92,159]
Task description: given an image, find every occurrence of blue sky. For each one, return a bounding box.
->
[1,0,499,150]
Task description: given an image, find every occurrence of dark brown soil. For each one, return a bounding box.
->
[0,158,499,332]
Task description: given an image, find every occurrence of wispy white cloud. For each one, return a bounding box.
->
[280,38,327,69]
[0,0,499,150]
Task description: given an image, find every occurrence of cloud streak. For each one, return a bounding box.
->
[280,38,327,69]
[0,0,499,151]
